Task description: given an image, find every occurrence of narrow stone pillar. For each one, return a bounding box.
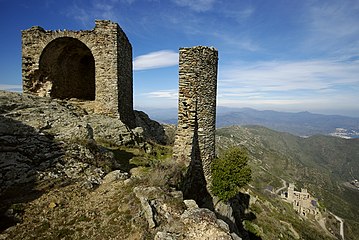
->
[173,46,218,191]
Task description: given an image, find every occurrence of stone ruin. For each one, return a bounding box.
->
[282,183,320,218]
[21,20,135,128]
[22,21,219,200]
[173,46,218,202]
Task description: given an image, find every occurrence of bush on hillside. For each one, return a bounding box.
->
[211,147,252,201]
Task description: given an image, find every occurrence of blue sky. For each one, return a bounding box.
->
[1,0,359,117]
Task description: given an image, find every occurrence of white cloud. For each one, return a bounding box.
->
[218,98,304,107]
[145,89,178,99]
[220,59,359,92]
[172,0,215,12]
[135,89,178,108]
[133,50,179,70]
[217,59,359,114]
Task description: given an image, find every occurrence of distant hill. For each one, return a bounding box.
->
[216,108,359,137]
[141,107,359,137]
[216,125,359,239]
[136,107,178,124]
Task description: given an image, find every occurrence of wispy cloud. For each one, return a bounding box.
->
[145,89,178,99]
[136,89,178,108]
[218,59,359,113]
[217,93,359,116]
[216,34,260,52]
[309,1,359,38]
[220,59,359,92]
[121,0,136,4]
[65,3,91,26]
[302,0,359,58]
[133,50,178,70]
[220,6,254,23]
[92,2,117,20]
[65,0,123,26]
[172,0,216,12]
[159,3,259,52]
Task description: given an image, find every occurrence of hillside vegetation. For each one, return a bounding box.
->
[1,90,358,239]
[0,91,238,239]
[217,125,359,240]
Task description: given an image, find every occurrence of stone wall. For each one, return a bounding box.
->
[283,183,320,217]
[21,20,135,128]
[173,46,218,195]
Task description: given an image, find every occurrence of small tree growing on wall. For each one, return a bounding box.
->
[211,147,252,202]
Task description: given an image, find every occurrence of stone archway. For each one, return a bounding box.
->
[22,20,136,127]
[39,37,95,100]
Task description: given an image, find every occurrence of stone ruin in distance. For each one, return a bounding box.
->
[22,20,218,194]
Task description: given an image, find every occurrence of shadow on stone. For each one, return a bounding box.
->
[181,118,214,210]
[134,110,168,145]
[230,192,262,240]
[0,115,65,232]
[110,149,136,172]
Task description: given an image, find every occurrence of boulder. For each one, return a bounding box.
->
[102,170,129,184]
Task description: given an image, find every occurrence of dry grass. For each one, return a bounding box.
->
[2,179,154,240]
[138,159,185,191]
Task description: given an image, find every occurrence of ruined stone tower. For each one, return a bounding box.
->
[21,20,135,128]
[173,46,218,201]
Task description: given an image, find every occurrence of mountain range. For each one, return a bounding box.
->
[142,107,359,137]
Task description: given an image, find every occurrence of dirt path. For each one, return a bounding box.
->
[275,179,287,194]
[332,213,345,240]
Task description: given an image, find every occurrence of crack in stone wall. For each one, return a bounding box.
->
[21,20,135,128]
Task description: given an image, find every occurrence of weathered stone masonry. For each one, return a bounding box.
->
[22,20,135,128]
[173,46,218,190]
[22,21,218,187]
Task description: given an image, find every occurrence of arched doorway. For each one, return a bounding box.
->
[39,37,95,100]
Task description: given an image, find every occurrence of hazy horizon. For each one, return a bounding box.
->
[1,87,358,118]
[136,104,359,119]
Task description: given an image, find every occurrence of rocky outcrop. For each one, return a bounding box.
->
[213,194,253,240]
[0,90,244,239]
[135,110,168,145]
[133,186,241,240]
[0,87,166,145]
[0,90,145,194]
[178,207,234,240]
[0,91,141,145]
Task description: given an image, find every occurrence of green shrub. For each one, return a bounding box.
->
[211,147,252,201]
[243,220,262,237]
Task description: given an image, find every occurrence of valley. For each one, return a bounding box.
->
[216,125,359,240]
